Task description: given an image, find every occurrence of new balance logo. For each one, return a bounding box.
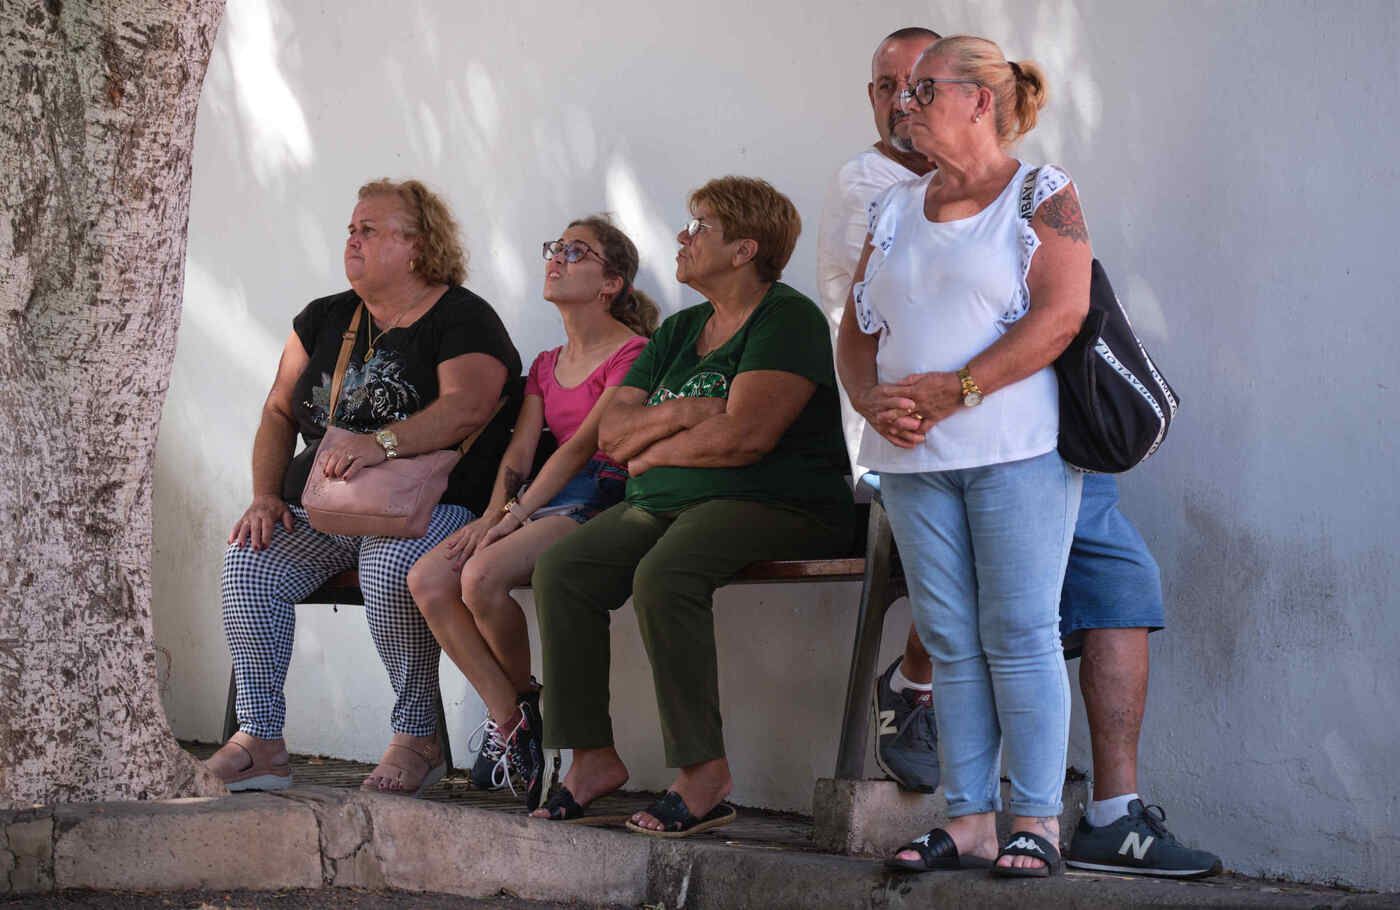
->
[877,709,897,736]
[1119,832,1155,860]
[1006,837,1044,854]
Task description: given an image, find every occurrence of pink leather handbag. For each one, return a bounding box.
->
[300,303,501,538]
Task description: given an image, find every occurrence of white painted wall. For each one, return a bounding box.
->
[152,0,1400,891]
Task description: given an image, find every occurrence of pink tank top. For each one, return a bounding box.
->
[524,335,648,468]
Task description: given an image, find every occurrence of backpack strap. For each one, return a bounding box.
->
[326,303,364,429]
[1017,166,1042,223]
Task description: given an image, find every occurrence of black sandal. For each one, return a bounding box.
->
[624,790,737,838]
[886,827,994,872]
[992,830,1063,878]
[534,785,629,825]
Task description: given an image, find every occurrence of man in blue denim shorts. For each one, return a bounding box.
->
[816,28,1222,879]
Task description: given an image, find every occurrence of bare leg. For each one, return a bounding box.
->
[408,516,574,723]
[628,757,733,830]
[530,745,629,816]
[1079,627,1149,799]
[899,624,933,685]
[461,518,577,696]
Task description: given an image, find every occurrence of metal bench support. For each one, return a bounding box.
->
[833,498,905,781]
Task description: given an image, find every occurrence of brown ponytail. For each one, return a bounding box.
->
[567,214,660,337]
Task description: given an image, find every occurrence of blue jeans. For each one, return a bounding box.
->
[881,451,1082,817]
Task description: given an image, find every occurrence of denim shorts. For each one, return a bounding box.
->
[1059,473,1165,658]
[863,471,1165,660]
[534,458,628,524]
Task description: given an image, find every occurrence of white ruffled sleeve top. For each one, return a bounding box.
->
[853,161,1075,474]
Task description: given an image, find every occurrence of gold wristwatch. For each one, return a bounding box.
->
[957,367,984,408]
[374,428,400,459]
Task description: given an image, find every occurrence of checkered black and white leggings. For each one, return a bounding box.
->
[220,503,472,739]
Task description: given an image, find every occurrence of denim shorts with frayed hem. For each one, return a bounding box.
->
[532,457,628,525]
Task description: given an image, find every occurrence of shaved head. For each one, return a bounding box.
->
[869,28,942,154]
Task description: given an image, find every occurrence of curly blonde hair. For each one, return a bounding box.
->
[925,36,1048,147]
[357,178,469,286]
[689,176,801,282]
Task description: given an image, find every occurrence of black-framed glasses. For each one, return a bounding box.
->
[681,218,714,239]
[542,239,607,266]
[899,78,980,109]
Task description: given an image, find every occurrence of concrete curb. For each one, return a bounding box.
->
[3,788,1394,909]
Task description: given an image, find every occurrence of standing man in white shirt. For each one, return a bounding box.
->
[815,28,1222,878]
[815,26,942,796]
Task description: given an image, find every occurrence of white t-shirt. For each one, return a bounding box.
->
[853,161,1075,473]
[815,147,920,478]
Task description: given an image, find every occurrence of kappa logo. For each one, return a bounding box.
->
[1006,836,1044,854]
[877,709,897,736]
[912,831,932,847]
[1119,832,1155,860]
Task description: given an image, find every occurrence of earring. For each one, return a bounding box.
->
[408,258,417,271]
[974,115,982,123]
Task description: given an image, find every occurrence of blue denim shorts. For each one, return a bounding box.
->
[534,458,628,524]
[863,471,1165,660]
[1059,473,1165,658]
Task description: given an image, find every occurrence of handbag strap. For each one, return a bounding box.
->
[326,303,365,429]
[1017,166,1042,223]
[326,300,506,455]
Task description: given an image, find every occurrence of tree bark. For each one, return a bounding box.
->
[0,0,226,805]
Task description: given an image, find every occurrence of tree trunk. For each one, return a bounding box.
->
[0,0,226,805]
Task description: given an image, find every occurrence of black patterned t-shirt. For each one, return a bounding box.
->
[282,286,521,513]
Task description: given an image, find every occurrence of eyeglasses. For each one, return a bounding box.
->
[681,218,714,239]
[542,239,607,266]
[899,78,980,109]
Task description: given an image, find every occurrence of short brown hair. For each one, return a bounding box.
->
[688,176,801,283]
[925,36,1048,147]
[357,178,468,286]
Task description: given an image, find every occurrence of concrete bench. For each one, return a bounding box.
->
[221,499,906,784]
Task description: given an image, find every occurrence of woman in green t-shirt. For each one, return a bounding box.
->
[529,177,854,835]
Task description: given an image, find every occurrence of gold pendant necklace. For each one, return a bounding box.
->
[363,287,431,360]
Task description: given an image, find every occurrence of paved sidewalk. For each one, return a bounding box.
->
[1,746,1393,909]
[0,889,619,909]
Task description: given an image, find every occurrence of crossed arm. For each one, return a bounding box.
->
[598,371,818,475]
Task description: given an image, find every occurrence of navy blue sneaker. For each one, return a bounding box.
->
[1066,800,1222,879]
[872,658,939,792]
[468,686,540,790]
[501,696,547,811]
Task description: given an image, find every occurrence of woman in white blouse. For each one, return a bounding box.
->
[836,35,1091,878]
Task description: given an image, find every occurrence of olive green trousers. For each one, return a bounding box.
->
[532,498,851,768]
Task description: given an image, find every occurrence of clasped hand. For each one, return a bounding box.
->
[854,371,962,448]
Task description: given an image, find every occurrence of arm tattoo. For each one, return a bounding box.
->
[1037,188,1089,244]
[502,466,524,499]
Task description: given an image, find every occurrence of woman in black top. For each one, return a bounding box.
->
[208,179,520,797]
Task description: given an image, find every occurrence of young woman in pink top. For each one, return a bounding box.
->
[408,215,655,809]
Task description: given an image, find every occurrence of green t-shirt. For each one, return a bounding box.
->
[621,282,853,526]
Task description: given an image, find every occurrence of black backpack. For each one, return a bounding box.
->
[1019,168,1180,473]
